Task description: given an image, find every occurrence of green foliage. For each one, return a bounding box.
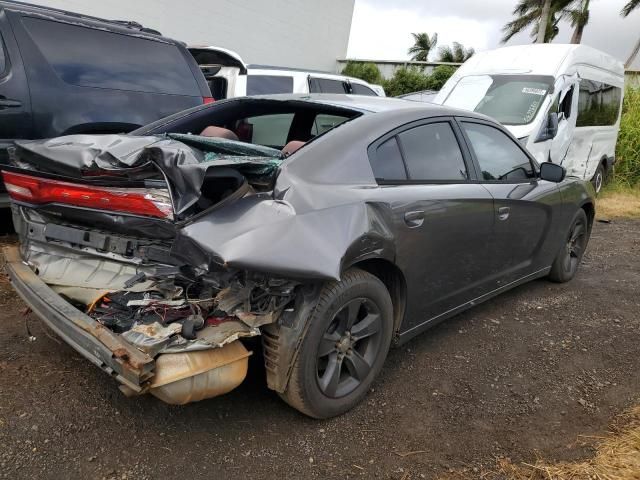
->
[382,65,457,97]
[408,32,438,61]
[437,42,475,63]
[614,88,640,186]
[429,65,458,90]
[501,0,581,43]
[340,62,383,85]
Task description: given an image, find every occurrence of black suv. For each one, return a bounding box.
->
[0,1,212,206]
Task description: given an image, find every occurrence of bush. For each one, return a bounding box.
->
[341,62,383,85]
[381,65,457,97]
[615,88,640,186]
[428,65,457,90]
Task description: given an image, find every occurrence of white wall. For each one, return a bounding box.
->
[29,0,355,72]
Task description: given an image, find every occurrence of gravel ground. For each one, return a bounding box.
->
[0,219,638,480]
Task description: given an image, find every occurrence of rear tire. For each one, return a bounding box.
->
[280,268,393,419]
[591,163,606,195]
[548,209,589,283]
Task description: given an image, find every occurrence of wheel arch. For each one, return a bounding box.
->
[580,201,595,233]
[350,258,408,337]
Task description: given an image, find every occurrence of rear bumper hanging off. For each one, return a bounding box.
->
[3,245,155,392]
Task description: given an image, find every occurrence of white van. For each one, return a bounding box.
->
[189,46,385,100]
[434,44,624,192]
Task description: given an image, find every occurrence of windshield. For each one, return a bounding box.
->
[443,74,554,126]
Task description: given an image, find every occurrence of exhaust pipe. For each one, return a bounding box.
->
[149,341,251,405]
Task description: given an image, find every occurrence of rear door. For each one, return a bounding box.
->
[458,119,563,285]
[368,118,495,333]
[0,9,32,204]
[0,10,31,149]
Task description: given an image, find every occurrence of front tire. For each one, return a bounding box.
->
[548,209,589,283]
[280,268,393,419]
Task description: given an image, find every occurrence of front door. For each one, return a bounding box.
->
[458,119,563,286]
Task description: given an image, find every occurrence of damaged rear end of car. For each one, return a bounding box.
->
[3,132,301,404]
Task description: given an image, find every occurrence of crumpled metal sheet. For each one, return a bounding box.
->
[153,320,259,354]
[14,128,396,282]
[14,134,281,215]
[172,196,395,280]
[23,241,157,291]
[122,322,182,356]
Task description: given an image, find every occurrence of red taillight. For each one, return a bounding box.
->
[203,96,215,104]
[1,171,173,220]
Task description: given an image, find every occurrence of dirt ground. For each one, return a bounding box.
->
[0,219,638,480]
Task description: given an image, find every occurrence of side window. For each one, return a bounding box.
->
[462,122,535,182]
[397,122,468,181]
[310,77,347,94]
[559,86,574,120]
[370,136,407,181]
[576,80,622,127]
[0,34,6,76]
[311,114,349,136]
[240,113,294,147]
[246,75,294,95]
[22,17,200,95]
[351,83,377,96]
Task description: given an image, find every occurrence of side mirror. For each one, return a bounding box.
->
[539,162,566,183]
[534,112,559,143]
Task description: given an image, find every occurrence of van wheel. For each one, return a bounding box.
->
[280,268,393,419]
[548,209,589,283]
[591,163,605,194]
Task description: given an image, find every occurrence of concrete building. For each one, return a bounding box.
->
[29,0,355,72]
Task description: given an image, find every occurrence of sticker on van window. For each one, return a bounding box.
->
[522,87,547,96]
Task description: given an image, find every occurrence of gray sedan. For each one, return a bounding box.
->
[3,94,595,418]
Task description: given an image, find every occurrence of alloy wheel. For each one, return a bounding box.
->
[316,298,383,398]
[563,217,587,274]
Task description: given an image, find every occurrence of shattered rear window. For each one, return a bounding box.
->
[168,133,285,180]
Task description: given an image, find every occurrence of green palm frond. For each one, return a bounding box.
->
[408,32,438,61]
[622,0,640,16]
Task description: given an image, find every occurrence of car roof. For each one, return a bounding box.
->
[246,66,375,86]
[458,44,624,77]
[0,0,175,42]
[253,93,484,117]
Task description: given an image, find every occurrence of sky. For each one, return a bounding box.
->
[347,0,640,67]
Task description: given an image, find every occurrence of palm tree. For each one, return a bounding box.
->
[568,0,590,44]
[622,0,640,68]
[502,0,565,43]
[502,0,590,44]
[408,33,438,62]
[437,42,475,63]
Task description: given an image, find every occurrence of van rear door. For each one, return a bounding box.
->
[0,9,31,206]
[189,46,247,99]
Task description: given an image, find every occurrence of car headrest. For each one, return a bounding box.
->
[282,140,306,157]
[200,126,239,141]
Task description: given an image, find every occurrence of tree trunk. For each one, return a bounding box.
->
[570,0,589,44]
[571,25,583,44]
[625,35,640,69]
[537,0,552,43]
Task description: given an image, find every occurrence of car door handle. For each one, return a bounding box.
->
[0,98,22,108]
[498,206,510,221]
[404,210,425,228]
